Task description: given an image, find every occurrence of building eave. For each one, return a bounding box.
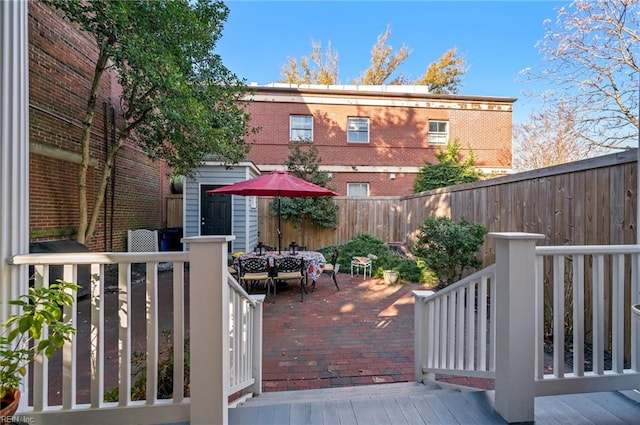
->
[247,83,518,104]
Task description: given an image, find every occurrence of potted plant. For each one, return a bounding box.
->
[383,269,399,284]
[0,280,79,417]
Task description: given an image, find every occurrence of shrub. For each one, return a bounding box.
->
[319,234,437,285]
[412,216,487,287]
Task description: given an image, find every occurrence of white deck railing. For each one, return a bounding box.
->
[413,264,496,381]
[8,236,263,425]
[414,233,640,423]
[535,244,640,396]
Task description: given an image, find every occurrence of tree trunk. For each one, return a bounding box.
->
[77,48,109,245]
[84,133,126,245]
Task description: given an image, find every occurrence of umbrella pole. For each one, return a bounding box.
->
[278,196,282,254]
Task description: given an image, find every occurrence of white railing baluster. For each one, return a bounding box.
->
[465,282,475,371]
[489,273,496,373]
[478,275,488,371]
[447,292,456,369]
[456,287,465,369]
[426,298,435,371]
[573,255,585,377]
[553,255,565,378]
[238,293,244,384]
[62,264,78,409]
[593,254,605,375]
[146,262,159,404]
[240,295,247,384]
[118,262,132,406]
[32,264,48,411]
[431,298,438,368]
[230,294,237,387]
[611,254,625,373]
[90,263,104,408]
[439,297,446,368]
[172,262,185,403]
[243,297,250,383]
[535,255,544,379]
[249,293,265,396]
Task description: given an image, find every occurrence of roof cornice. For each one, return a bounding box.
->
[247,83,517,104]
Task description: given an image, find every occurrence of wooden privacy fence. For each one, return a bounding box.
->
[258,149,638,261]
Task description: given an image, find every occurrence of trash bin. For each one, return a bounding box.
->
[159,227,183,251]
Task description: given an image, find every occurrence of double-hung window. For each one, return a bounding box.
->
[347,183,369,197]
[290,115,313,141]
[428,120,449,145]
[347,117,369,143]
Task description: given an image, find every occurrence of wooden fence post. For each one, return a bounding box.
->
[490,232,544,423]
[184,235,234,425]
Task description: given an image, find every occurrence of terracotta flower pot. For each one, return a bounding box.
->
[0,389,20,419]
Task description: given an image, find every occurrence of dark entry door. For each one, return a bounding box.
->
[201,185,232,236]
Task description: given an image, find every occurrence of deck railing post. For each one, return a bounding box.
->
[248,294,265,395]
[183,236,235,425]
[490,232,544,424]
[413,290,435,382]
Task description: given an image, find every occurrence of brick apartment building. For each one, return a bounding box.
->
[245,84,515,196]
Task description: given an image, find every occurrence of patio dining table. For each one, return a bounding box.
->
[235,250,327,283]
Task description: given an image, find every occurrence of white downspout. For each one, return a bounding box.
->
[0,0,30,320]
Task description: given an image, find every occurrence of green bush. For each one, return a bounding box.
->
[318,233,436,285]
[413,139,482,192]
[412,216,487,287]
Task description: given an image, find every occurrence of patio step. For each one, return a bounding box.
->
[235,381,477,407]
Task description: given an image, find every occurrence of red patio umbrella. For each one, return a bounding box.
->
[207,171,338,253]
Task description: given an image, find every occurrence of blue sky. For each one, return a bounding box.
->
[216,0,568,124]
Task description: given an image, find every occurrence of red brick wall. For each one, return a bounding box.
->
[245,89,513,196]
[28,2,170,252]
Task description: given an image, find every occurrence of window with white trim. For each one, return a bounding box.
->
[347,183,369,197]
[290,115,313,141]
[428,120,449,145]
[347,117,369,143]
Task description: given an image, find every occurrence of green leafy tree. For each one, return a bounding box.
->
[273,142,338,230]
[414,139,482,192]
[44,0,256,244]
[412,217,487,287]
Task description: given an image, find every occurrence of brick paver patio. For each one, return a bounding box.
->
[259,272,494,392]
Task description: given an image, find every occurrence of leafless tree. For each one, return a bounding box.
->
[513,100,597,171]
[522,0,639,149]
[280,40,339,85]
[352,26,411,85]
[415,48,466,94]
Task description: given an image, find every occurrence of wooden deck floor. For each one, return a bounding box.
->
[228,383,640,425]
